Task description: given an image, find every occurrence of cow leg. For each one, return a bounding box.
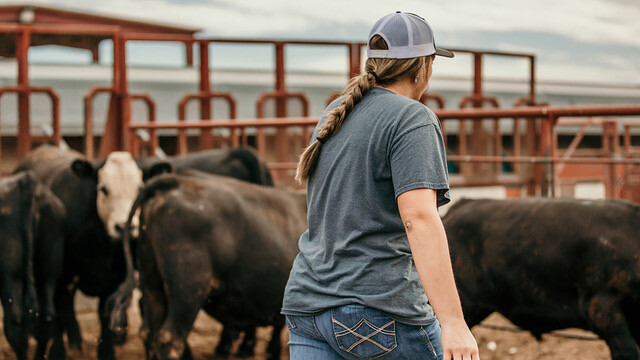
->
[34,241,64,360]
[49,279,80,359]
[34,317,54,360]
[585,294,640,360]
[153,256,215,360]
[65,295,82,349]
[236,326,257,358]
[138,235,171,360]
[139,295,151,344]
[181,343,194,360]
[266,316,285,360]
[34,276,57,360]
[214,325,240,359]
[628,313,640,349]
[98,297,118,360]
[56,279,82,350]
[623,300,640,347]
[1,281,28,360]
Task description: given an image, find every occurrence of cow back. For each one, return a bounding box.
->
[443,198,640,334]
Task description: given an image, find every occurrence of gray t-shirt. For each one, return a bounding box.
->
[281,87,450,325]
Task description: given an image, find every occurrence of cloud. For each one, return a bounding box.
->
[16,0,640,47]
[7,0,640,85]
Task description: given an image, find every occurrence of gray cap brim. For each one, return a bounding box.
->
[435,48,454,58]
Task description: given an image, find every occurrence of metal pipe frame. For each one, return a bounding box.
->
[0,21,540,161]
[127,93,157,158]
[84,86,116,159]
[255,92,310,159]
[176,92,238,154]
[0,86,61,157]
[447,155,640,165]
[554,117,597,175]
[122,35,537,129]
[127,105,640,193]
[0,23,123,159]
[127,105,640,133]
[457,95,501,175]
[622,124,640,200]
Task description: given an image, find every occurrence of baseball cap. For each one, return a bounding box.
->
[367,12,454,59]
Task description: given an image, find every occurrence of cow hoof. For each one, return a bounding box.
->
[49,342,66,360]
[98,344,116,360]
[68,333,83,350]
[114,329,127,346]
[212,350,230,360]
[235,348,255,359]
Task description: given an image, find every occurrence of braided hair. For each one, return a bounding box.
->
[295,35,433,183]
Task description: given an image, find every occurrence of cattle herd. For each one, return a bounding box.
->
[0,144,639,360]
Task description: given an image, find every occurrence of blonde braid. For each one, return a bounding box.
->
[295,35,432,184]
[295,73,376,183]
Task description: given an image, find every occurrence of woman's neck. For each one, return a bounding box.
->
[376,77,426,101]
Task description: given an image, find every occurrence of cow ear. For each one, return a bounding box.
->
[71,159,96,180]
[17,170,37,198]
[144,162,172,181]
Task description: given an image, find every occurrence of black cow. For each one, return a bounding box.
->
[109,173,306,360]
[14,145,274,360]
[443,198,640,360]
[0,171,66,360]
[136,146,273,186]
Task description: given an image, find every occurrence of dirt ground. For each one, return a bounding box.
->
[0,300,613,360]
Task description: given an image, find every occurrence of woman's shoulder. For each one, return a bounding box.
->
[396,101,440,131]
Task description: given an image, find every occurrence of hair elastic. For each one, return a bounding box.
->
[369,71,381,83]
[316,137,326,144]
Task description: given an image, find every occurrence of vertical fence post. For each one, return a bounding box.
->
[529,56,536,104]
[471,53,484,175]
[274,42,288,182]
[603,120,620,198]
[16,29,31,159]
[349,43,361,79]
[539,114,554,197]
[199,41,213,150]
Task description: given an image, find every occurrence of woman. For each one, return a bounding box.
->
[282,12,479,360]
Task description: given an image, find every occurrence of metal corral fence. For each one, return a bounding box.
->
[1,21,639,202]
[125,104,640,200]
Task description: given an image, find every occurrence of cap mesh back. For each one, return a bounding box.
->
[408,16,432,46]
[381,16,408,46]
[369,16,387,39]
[367,12,452,59]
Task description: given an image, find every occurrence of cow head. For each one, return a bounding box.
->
[71,152,171,240]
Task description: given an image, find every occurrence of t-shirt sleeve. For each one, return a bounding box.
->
[389,111,450,207]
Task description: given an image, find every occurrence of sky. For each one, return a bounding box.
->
[6,0,640,86]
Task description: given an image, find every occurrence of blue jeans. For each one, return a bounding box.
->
[286,305,443,360]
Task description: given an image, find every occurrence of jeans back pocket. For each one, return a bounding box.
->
[331,305,397,359]
[285,315,296,330]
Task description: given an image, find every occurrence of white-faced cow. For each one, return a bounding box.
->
[109,173,307,360]
[443,198,640,360]
[14,144,274,360]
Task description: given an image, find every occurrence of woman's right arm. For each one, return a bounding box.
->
[397,188,479,360]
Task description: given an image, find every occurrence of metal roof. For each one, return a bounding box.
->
[0,4,199,58]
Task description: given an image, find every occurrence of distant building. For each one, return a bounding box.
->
[1,60,639,138]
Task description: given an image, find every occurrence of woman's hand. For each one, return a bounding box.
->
[440,318,479,360]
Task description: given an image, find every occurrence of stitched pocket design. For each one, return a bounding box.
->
[331,306,397,359]
[285,315,296,330]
